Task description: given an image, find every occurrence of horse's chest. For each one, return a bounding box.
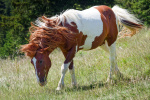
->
[77,7,104,50]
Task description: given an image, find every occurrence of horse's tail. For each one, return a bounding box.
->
[112,5,143,38]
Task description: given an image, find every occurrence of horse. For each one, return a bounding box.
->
[21,5,142,90]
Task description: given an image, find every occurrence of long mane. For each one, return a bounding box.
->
[21,16,77,58]
[35,9,81,28]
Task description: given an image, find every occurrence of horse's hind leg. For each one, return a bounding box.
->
[100,41,109,53]
[107,42,123,83]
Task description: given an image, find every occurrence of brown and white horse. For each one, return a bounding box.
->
[21,5,142,90]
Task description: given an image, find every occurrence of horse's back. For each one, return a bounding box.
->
[78,5,118,50]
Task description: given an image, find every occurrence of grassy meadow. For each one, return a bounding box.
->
[0,28,150,100]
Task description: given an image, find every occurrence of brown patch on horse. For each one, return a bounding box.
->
[63,22,79,33]
[95,5,118,46]
[58,18,88,50]
[78,32,87,49]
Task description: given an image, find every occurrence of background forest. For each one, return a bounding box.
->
[0,0,150,58]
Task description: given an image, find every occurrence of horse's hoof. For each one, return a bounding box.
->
[106,79,113,84]
[56,87,62,91]
[72,82,77,88]
[117,72,124,79]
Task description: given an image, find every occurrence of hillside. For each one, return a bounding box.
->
[0,28,150,100]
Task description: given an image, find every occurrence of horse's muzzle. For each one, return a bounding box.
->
[38,79,47,86]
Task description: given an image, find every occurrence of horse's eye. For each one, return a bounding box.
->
[39,60,43,64]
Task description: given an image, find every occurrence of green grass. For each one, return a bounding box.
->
[0,28,150,100]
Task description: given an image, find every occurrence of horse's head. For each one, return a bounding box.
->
[21,16,77,86]
[20,26,58,86]
[31,49,51,86]
[21,42,53,86]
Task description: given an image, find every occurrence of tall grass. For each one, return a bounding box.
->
[0,28,150,100]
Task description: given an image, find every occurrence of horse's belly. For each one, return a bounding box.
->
[78,7,103,50]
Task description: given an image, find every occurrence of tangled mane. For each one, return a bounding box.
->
[21,16,76,58]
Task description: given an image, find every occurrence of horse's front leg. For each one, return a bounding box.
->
[56,46,76,90]
[69,61,77,87]
[56,61,71,90]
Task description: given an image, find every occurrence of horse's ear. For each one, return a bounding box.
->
[41,16,57,27]
[42,16,49,21]
[31,22,34,26]
[30,22,34,26]
[20,43,39,58]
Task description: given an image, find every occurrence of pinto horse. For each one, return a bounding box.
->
[21,5,142,90]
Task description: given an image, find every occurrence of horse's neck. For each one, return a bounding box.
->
[58,30,77,52]
[54,17,78,51]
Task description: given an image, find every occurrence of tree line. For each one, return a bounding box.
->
[0,0,149,58]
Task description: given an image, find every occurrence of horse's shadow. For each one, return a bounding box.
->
[71,81,105,91]
[53,81,105,94]
[54,77,132,94]
[53,69,150,94]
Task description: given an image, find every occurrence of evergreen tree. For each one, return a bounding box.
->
[0,0,149,58]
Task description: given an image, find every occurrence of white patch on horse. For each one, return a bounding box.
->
[69,67,77,86]
[78,8,103,50]
[52,7,103,50]
[32,57,40,82]
[76,45,78,53]
[61,62,71,72]
[107,42,121,82]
